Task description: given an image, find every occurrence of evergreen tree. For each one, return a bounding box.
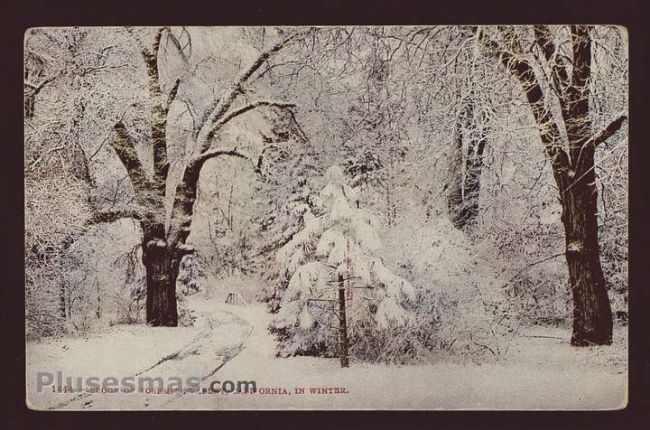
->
[271,166,415,360]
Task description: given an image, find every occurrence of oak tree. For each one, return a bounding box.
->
[478,25,626,345]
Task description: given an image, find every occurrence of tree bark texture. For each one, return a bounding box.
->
[478,25,626,345]
[105,28,299,326]
[447,99,487,230]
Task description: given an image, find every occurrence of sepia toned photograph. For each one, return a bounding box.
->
[24,25,628,410]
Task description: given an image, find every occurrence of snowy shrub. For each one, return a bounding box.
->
[25,175,90,339]
[112,245,146,324]
[177,296,197,327]
[502,263,570,327]
[381,216,519,361]
[478,210,573,327]
[600,227,628,322]
[28,220,150,335]
[270,166,416,362]
[177,254,207,296]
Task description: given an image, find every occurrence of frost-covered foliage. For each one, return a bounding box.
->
[177,254,208,296]
[381,216,520,361]
[33,220,147,335]
[270,166,416,361]
[25,176,91,339]
[25,26,627,361]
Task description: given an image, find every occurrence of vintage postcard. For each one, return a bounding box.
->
[24,25,628,410]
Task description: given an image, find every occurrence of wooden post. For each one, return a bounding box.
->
[337,273,349,368]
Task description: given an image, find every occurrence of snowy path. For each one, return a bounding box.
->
[26,296,254,410]
[168,305,628,410]
[26,291,627,410]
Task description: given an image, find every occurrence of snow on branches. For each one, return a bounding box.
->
[271,166,415,360]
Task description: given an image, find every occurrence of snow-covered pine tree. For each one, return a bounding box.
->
[251,120,321,309]
[270,165,416,361]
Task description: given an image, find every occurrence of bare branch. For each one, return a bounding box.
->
[86,209,142,225]
[589,114,628,148]
[24,76,55,93]
[477,27,570,184]
[24,76,56,118]
[208,100,296,136]
[534,25,570,97]
[533,25,556,61]
[143,28,181,193]
[165,78,181,112]
[497,26,524,56]
[192,149,252,170]
[248,222,303,258]
[164,29,191,63]
[141,27,168,100]
[109,121,149,195]
[166,148,255,249]
[196,32,303,151]
[27,145,65,171]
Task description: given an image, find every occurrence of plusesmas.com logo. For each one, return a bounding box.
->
[36,372,257,394]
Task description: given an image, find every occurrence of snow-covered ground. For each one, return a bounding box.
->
[26,284,627,410]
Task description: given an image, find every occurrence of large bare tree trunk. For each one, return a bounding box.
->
[562,184,612,345]
[561,26,613,345]
[142,243,179,326]
[478,25,625,345]
[102,28,301,326]
[140,218,178,326]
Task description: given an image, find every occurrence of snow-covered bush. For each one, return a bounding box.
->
[112,244,146,325]
[177,298,197,327]
[64,221,146,331]
[270,166,416,362]
[381,216,519,361]
[25,175,91,339]
[177,254,207,296]
[477,202,572,328]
